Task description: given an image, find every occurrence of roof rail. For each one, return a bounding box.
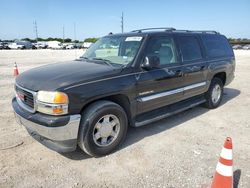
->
[130,28,219,34]
[131,27,176,33]
[173,30,219,34]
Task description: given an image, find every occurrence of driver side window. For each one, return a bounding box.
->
[145,36,177,66]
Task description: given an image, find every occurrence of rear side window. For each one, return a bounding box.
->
[178,36,202,62]
[202,35,233,58]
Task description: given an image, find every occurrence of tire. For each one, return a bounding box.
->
[204,77,224,109]
[78,100,128,157]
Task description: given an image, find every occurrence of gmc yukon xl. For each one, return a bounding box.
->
[12,28,235,157]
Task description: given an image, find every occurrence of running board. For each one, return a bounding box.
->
[134,95,206,127]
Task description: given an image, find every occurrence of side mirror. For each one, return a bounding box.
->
[141,56,160,70]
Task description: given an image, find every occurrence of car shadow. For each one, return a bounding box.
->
[61,87,240,160]
[61,146,91,160]
[122,88,240,150]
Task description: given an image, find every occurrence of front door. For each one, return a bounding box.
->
[136,35,184,114]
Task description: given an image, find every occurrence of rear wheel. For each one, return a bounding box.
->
[78,100,128,157]
[204,77,223,109]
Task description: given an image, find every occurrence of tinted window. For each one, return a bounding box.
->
[202,35,233,58]
[145,36,177,65]
[178,36,202,62]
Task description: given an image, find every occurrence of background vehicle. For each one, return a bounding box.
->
[12,28,235,157]
[1,42,11,49]
[242,44,250,50]
[34,42,48,49]
[65,44,75,49]
[8,41,34,49]
[47,41,63,49]
[232,44,243,50]
[8,42,24,49]
[82,42,93,48]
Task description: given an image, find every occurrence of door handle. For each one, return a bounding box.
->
[175,70,183,77]
[201,65,205,70]
[188,65,205,72]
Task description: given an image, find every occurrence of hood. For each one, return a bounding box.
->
[16,60,121,91]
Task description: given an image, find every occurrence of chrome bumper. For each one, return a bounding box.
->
[14,112,81,141]
[12,96,81,152]
[14,111,81,152]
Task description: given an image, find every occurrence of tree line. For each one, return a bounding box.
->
[228,38,250,45]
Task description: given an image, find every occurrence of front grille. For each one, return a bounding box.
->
[15,85,34,109]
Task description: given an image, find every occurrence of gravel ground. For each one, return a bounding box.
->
[0,49,249,188]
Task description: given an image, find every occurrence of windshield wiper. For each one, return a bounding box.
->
[75,56,89,61]
[92,58,113,67]
[80,56,89,60]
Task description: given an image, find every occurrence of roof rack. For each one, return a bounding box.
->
[131,27,176,33]
[130,28,219,34]
[173,30,219,34]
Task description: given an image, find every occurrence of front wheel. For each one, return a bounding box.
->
[204,78,224,109]
[78,100,128,157]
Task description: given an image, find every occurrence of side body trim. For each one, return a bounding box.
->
[139,81,207,102]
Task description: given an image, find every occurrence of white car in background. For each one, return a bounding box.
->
[82,42,93,48]
[34,42,48,49]
[242,45,250,50]
[65,44,75,49]
[8,41,34,49]
[232,44,242,50]
[47,41,63,49]
[8,42,25,49]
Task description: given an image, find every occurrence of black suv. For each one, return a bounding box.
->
[12,28,235,157]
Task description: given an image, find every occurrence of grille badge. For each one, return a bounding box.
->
[16,92,25,101]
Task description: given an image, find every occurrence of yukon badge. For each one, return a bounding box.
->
[139,90,154,96]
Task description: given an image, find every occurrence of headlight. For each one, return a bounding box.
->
[36,91,69,115]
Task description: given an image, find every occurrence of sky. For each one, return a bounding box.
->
[0,0,250,40]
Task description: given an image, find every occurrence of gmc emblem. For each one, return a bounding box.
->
[16,92,25,101]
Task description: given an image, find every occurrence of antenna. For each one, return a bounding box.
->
[33,21,38,42]
[121,12,124,33]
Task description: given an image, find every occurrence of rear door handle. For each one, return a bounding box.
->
[188,65,205,72]
[201,65,206,70]
[175,70,183,77]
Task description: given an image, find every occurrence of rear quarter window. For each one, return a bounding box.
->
[177,36,203,62]
[201,35,233,58]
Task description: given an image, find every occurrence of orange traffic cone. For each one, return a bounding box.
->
[211,137,233,188]
[13,62,19,76]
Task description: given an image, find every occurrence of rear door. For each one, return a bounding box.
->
[176,34,208,99]
[136,35,184,114]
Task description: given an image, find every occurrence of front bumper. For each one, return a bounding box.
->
[12,97,81,152]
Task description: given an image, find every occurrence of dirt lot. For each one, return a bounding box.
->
[0,49,249,188]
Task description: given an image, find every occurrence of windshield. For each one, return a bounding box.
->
[82,36,143,66]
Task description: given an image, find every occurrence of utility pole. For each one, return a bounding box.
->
[62,25,65,43]
[74,23,76,42]
[73,23,77,58]
[33,21,38,42]
[121,12,124,33]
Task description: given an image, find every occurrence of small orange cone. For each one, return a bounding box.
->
[13,62,19,76]
[211,137,233,188]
